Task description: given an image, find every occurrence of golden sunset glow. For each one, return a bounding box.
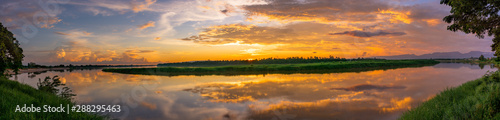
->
[0,0,490,65]
[10,61,494,119]
[4,1,499,120]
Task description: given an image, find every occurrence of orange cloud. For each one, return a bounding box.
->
[49,41,153,64]
[154,37,161,40]
[242,0,416,25]
[131,0,157,13]
[54,32,71,36]
[180,23,409,58]
[198,6,212,10]
[422,19,440,26]
[329,30,406,37]
[378,9,413,24]
[35,17,62,28]
[140,101,157,110]
[138,21,156,29]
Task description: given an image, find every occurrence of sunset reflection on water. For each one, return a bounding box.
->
[10,63,496,120]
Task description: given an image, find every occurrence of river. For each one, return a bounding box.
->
[9,63,497,120]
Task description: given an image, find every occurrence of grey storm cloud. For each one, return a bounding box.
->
[329,30,406,37]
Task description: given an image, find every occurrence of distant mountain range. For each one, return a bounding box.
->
[375,51,494,59]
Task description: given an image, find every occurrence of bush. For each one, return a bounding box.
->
[37,76,75,100]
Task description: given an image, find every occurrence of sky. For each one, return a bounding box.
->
[0,0,494,65]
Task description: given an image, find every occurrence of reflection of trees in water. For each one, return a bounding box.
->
[477,63,496,70]
[26,68,103,78]
[28,71,47,78]
[433,63,497,70]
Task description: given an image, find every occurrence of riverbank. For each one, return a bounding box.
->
[400,70,500,119]
[435,59,498,64]
[0,77,106,119]
[102,60,439,76]
[4,68,69,75]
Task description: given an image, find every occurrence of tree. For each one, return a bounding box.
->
[479,54,486,61]
[441,0,500,56]
[0,22,24,74]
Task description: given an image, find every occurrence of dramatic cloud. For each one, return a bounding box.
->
[2,0,494,64]
[65,0,157,13]
[220,4,236,15]
[48,41,153,64]
[0,0,63,29]
[138,21,156,29]
[242,0,406,24]
[131,0,157,13]
[181,23,335,45]
[329,30,406,37]
[176,0,490,58]
[28,29,155,65]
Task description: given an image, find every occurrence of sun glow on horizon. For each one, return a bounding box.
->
[0,0,492,65]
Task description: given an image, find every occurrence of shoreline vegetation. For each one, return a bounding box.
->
[3,64,156,75]
[435,58,498,64]
[0,77,105,119]
[158,56,363,67]
[400,70,500,119]
[102,60,440,76]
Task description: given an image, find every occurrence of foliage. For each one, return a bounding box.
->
[37,76,75,100]
[158,56,377,67]
[0,77,105,119]
[400,70,500,119]
[0,22,24,75]
[27,62,44,68]
[479,54,486,61]
[24,63,153,69]
[440,0,500,56]
[105,60,439,76]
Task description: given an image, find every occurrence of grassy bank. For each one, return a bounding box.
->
[103,60,439,76]
[400,71,500,119]
[0,77,105,119]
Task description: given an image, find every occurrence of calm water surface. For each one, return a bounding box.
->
[9,63,497,120]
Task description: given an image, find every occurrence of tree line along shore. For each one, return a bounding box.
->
[103,59,440,76]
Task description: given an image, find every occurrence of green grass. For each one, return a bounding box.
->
[400,70,500,120]
[103,60,439,76]
[0,77,106,119]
